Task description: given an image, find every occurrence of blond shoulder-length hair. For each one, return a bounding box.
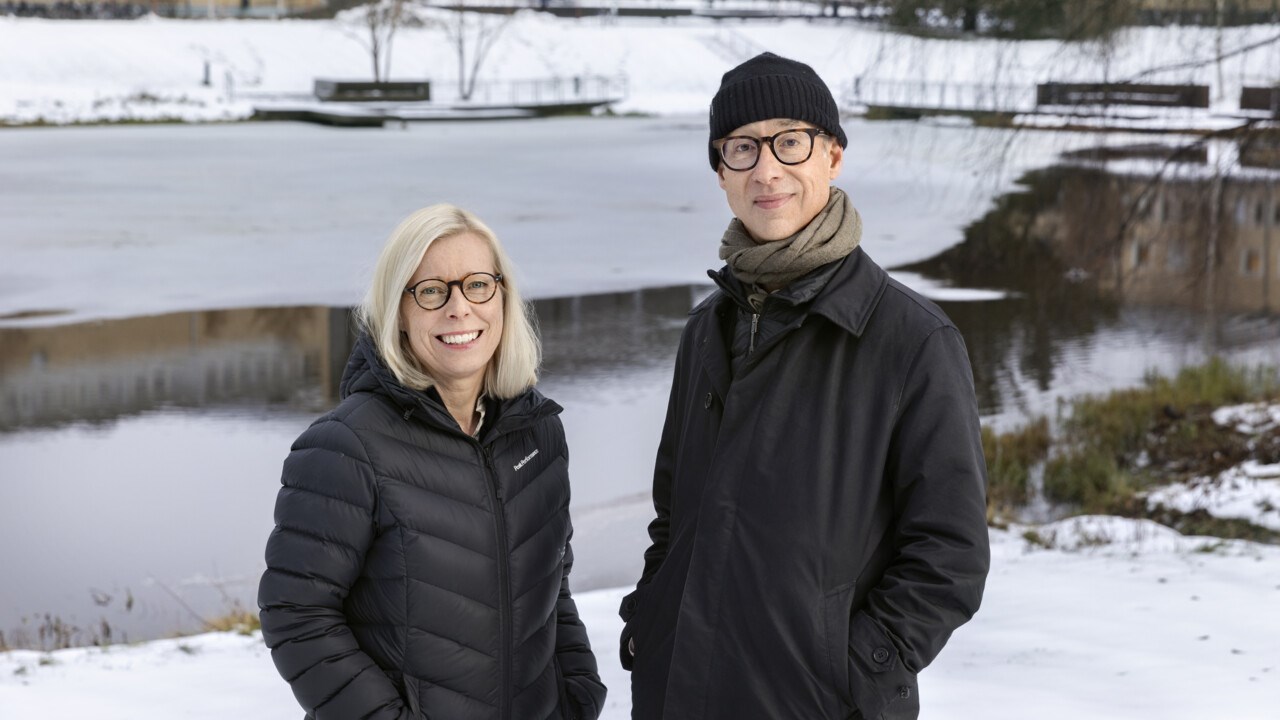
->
[356,204,541,398]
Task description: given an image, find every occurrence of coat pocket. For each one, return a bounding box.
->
[617,585,648,671]
[821,581,858,712]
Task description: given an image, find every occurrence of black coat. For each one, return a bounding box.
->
[619,249,990,720]
[258,336,606,720]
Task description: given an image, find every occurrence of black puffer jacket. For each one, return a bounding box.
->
[620,248,989,720]
[258,336,605,720]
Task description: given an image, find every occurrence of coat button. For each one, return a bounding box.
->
[624,598,637,612]
[898,686,911,699]
[703,392,713,409]
[872,647,890,664]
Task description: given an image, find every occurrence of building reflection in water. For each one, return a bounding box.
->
[0,307,353,433]
[905,133,1280,420]
[0,286,707,434]
[1047,137,1280,315]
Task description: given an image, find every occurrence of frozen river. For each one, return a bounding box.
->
[4,116,1280,647]
[1,116,1083,326]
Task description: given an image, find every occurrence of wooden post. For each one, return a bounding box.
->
[1206,148,1225,350]
[1215,0,1226,103]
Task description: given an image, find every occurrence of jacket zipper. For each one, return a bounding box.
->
[480,445,513,720]
[749,313,760,354]
[401,403,551,720]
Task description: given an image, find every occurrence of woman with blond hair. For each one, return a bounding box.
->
[258,204,606,720]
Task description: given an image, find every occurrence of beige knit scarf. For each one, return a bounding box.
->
[718,186,862,289]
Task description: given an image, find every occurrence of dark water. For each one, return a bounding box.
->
[0,286,703,649]
[0,287,703,435]
[906,141,1280,427]
[4,139,1280,648]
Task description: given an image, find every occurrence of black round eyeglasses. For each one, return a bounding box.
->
[713,127,828,171]
[404,272,503,311]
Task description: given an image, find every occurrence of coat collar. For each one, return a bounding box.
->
[706,257,843,314]
[339,334,561,439]
[687,249,885,400]
[806,247,888,338]
[696,247,888,340]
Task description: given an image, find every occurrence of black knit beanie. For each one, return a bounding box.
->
[708,52,847,170]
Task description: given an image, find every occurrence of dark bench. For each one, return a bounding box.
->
[1240,86,1280,118]
[314,80,430,103]
[1036,82,1210,109]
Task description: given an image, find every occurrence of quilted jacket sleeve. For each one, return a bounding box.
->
[257,417,412,720]
[555,532,608,719]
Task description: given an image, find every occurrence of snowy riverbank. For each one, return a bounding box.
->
[3,518,1277,719]
[1,13,1279,124]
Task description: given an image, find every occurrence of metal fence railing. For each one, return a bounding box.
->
[1,0,326,19]
[432,74,629,107]
[846,78,1039,114]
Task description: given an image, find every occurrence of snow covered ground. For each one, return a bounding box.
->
[2,518,1277,719]
[1147,466,1280,532]
[1,14,1278,124]
[1142,403,1280,533]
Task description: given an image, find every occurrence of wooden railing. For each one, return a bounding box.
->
[314,81,432,103]
[1035,82,1210,109]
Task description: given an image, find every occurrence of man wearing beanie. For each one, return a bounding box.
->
[617,53,990,720]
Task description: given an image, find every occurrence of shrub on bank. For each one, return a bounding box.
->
[985,357,1280,541]
[982,417,1051,517]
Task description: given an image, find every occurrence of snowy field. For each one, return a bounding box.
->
[2,518,1277,720]
[1,13,1279,124]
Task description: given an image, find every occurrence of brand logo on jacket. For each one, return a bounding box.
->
[513,448,539,471]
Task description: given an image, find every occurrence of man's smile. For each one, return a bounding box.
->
[753,193,793,210]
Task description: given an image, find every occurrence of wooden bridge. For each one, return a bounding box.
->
[252,75,628,127]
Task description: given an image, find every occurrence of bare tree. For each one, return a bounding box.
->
[435,2,513,101]
[883,0,1137,39]
[1216,0,1227,101]
[345,0,408,82]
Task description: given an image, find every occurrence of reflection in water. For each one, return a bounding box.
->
[0,307,353,432]
[908,137,1280,423]
[537,286,705,383]
[0,286,705,435]
[0,285,703,649]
